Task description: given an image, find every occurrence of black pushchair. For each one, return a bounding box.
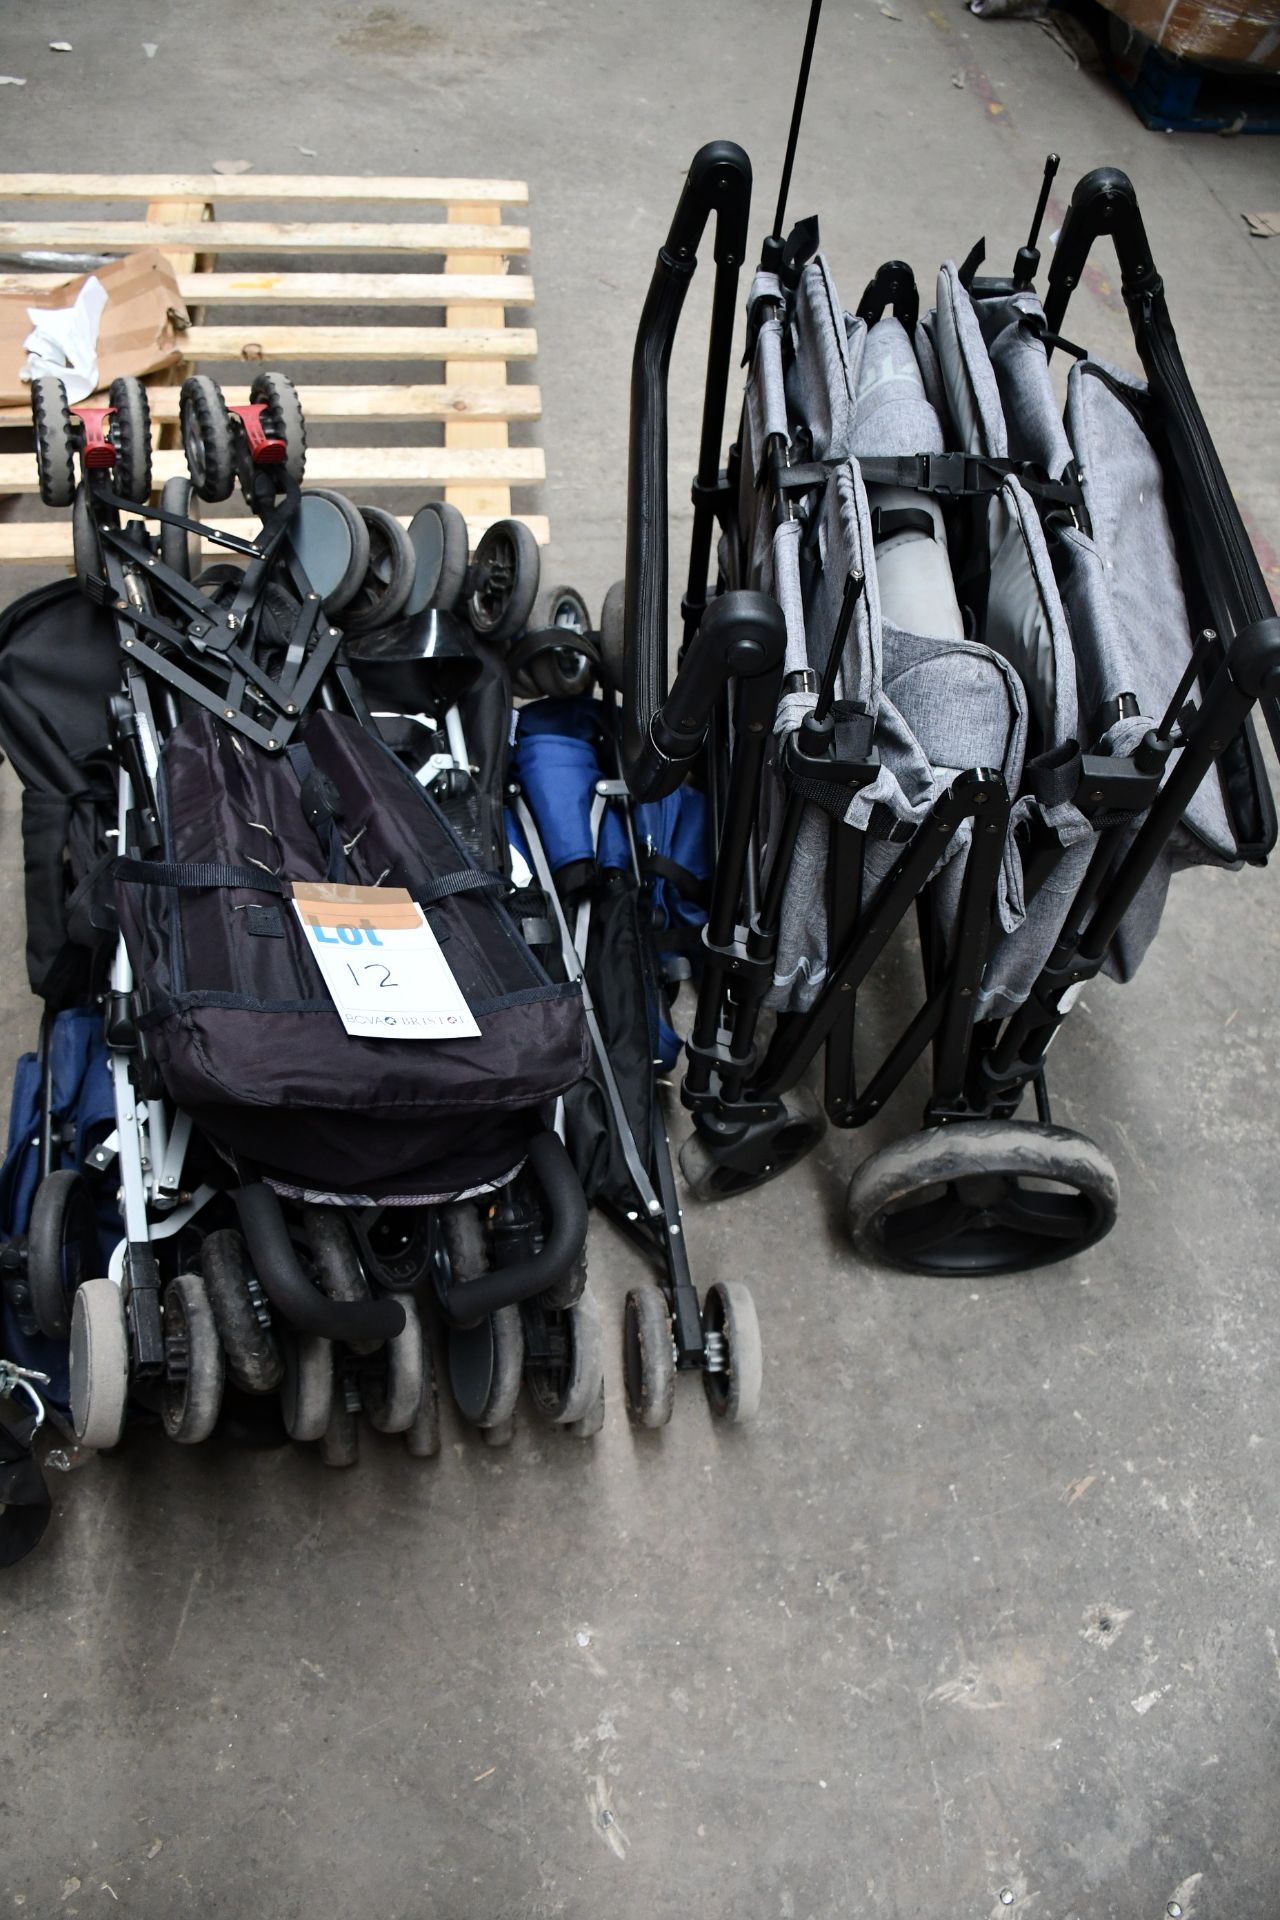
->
[612,0,1280,1362]
[1,373,592,1463]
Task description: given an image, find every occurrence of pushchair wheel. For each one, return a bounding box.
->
[567,1381,606,1440]
[280,1331,334,1442]
[159,475,202,582]
[511,585,596,698]
[404,500,470,616]
[31,375,75,507]
[342,505,417,636]
[27,1169,99,1340]
[249,369,306,484]
[108,376,152,504]
[845,1120,1120,1277]
[599,578,625,696]
[701,1280,762,1425]
[180,375,237,503]
[448,1306,523,1430]
[69,1277,128,1450]
[71,482,104,596]
[466,517,539,644]
[160,1272,225,1444]
[364,1294,425,1434]
[677,1085,825,1202]
[289,489,370,616]
[524,1285,605,1428]
[404,1332,441,1458]
[302,1201,380,1353]
[320,1384,359,1468]
[200,1227,282,1395]
[622,1287,675,1429]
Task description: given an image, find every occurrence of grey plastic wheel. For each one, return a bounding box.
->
[249,369,307,483]
[677,1085,826,1203]
[567,1381,605,1440]
[466,517,539,644]
[302,1203,377,1355]
[180,375,236,502]
[159,475,202,582]
[525,1285,605,1427]
[31,376,75,507]
[622,1287,675,1429]
[404,500,470,616]
[845,1120,1120,1277]
[201,1227,282,1395]
[161,1272,225,1445]
[69,1277,128,1450]
[404,1331,441,1458]
[280,1331,334,1442]
[343,505,417,635]
[108,376,152,504]
[289,489,370,614]
[365,1295,424,1434]
[701,1279,762,1425]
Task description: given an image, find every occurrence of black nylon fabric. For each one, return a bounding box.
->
[563,874,657,1208]
[116,706,588,1196]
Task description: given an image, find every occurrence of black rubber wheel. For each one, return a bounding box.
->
[342,505,417,635]
[441,1201,523,1428]
[159,474,201,581]
[525,1287,605,1427]
[71,482,104,597]
[108,376,152,504]
[701,1279,762,1425]
[516,585,595,698]
[160,1272,225,1444]
[404,501,470,616]
[622,1287,675,1429]
[280,1331,334,1443]
[301,1203,378,1354]
[677,1086,826,1203]
[537,1242,587,1313]
[249,369,307,483]
[290,488,370,614]
[31,375,76,507]
[27,1169,99,1340]
[200,1227,282,1395]
[845,1120,1121,1276]
[599,578,625,696]
[180,375,237,502]
[466,518,540,644]
[363,1295,424,1434]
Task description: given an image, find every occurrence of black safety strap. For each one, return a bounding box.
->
[856,452,1085,510]
[417,870,506,906]
[287,742,348,883]
[870,505,935,543]
[0,1411,51,1568]
[1023,738,1084,810]
[114,857,287,895]
[640,854,709,909]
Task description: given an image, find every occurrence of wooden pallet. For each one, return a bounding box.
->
[0,174,547,565]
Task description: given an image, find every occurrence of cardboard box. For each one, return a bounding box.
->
[0,248,188,409]
[1102,0,1280,71]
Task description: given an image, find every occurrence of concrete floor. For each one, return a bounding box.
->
[2,2,1279,1916]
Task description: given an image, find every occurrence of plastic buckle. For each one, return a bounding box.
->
[71,404,115,472]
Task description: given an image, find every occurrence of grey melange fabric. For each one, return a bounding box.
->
[743,249,1239,1018]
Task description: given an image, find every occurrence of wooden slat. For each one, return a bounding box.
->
[445,203,513,526]
[0,446,545,494]
[0,383,541,428]
[0,270,536,307]
[0,513,551,564]
[0,221,529,255]
[0,175,528,206]
[146,197,213,450]
[180,324,535,362]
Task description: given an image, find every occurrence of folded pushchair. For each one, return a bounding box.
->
[614,66,1280,1308]
[1,374,590,1462]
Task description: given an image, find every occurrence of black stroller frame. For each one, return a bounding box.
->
[619,9,1280,1277]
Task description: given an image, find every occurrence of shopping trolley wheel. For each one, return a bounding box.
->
[108,376,152,504]
[622,1287,675,1429]
[599,578,625,695]
[159,475,202,582]
[845,1119,1120,1277]
[404,501,470,616]
[320,1385,359,1468]
[280,1331,334,1442]
[701,1280,762,1425]
[31,376,76,507]
[249,369,306,483]
[524,1285,605,1428]
[466,517,539,644]
[404,1334,441,1459]
[69,1278,129,1449]
[27,1169,99,1340]
[160,1272,225,1444]
[180,375,237,502]
[364,1294,425,1434]
[201,1227,282,1395]
[342,505,417,635]
[677,1086,825,1202]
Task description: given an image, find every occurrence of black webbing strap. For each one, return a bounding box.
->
[416,870,506,906]
[870,505,935,543]
[1023,738,1084,810]
[640,853,709,909]
[856,452,1084,510]
[114,857,286,895]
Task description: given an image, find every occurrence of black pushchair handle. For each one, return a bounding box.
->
[624,140,752,800]
[437,1130,589,1328]
[232,1183,406,1344]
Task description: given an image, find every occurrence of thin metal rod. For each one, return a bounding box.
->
[771,0,824,242]
[1026,153,1060,254]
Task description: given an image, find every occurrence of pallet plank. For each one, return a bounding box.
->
[0,270,535,307]
[0,446,546,493]
[0,175,528,206]
[180,324,535,362]
[0,221,529,255]
[445,204,514,526]
[0,513,551,564]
